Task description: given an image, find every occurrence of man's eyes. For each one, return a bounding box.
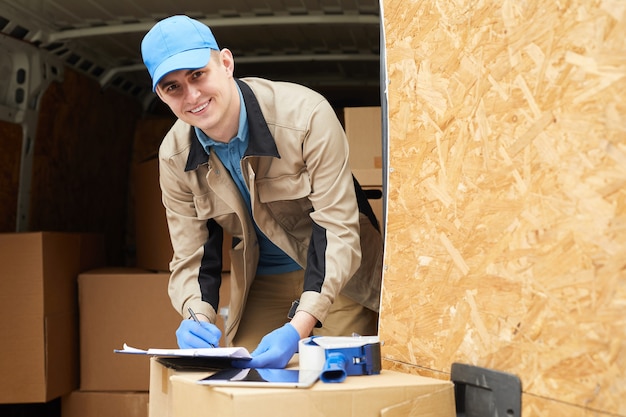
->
[165,84,179,93]
[161,70,205,93]
[191,70,205,79]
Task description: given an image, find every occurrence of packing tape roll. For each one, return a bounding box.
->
[299,337,349,383]
[298,337,326,372]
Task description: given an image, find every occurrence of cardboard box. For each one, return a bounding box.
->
[134,158,232,272]
[353,168,384,230]
[61,390,149,417]
[0,232,105,403]
[78,268,180,391]
[344,106,383,170]
[79,269,230,392]
[149,358,455,417]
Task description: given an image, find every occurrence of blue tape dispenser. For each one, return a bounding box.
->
[298,335,382,383]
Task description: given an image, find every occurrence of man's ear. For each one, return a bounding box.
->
[154,85,165,101]
[219,48,235,75]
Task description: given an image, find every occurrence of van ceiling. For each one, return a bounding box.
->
[0,0,381,111]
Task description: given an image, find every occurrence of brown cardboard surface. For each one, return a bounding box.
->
[78,269,180,391]
[61,390,149,417]
[134,159,173,272]
[380,387,457,417]
[148,358,208,417]
[0,232,104,404]
[344,106,382,170]
[79,269,229,392]
[45,312,79,401]
[352,168,383,188]
[148,357,454,417]
[134,158,232,272]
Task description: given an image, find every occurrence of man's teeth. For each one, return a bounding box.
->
[191,103,208,113]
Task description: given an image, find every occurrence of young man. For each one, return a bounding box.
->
[141,15,383,368]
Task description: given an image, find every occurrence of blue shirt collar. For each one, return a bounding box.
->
[184,79,280,172]
[194,84,248,151]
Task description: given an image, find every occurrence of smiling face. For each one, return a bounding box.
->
[155,49,240,143]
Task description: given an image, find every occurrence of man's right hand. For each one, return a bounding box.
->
[176,319,222,348]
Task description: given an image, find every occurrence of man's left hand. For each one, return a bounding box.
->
[233,323,300,369]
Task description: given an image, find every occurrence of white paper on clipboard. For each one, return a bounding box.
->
[114,343,252,360]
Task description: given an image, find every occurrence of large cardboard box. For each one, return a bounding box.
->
[61,390,149,417]
[134,158,232,272]
[78,268,180,391]
[149,358,455,417]
[344,106,383,170]
[79,268,230,392]
[0,232,105,403]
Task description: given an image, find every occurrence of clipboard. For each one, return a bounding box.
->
[114,343,252,370]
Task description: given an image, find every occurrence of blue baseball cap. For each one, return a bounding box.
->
[141,15,219,91]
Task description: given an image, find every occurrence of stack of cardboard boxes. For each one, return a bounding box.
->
[60,157,232,416]
[0,232,106,406]
[0,155,229,415]
[0,177,187,415]
[61,268,175,416]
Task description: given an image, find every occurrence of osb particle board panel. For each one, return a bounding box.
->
[379,0,626,415]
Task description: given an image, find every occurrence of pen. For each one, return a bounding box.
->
[188,307,216,348]
[188,307,200,323]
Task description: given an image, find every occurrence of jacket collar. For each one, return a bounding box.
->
[184,78,280,172]
[185,128,207,172]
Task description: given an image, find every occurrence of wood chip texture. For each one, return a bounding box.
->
[379,0,626,415]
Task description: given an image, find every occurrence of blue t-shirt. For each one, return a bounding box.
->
[194,87,302,275]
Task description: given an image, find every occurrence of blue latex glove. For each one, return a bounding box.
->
[176,319,222,349]
[233,323,300,369]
